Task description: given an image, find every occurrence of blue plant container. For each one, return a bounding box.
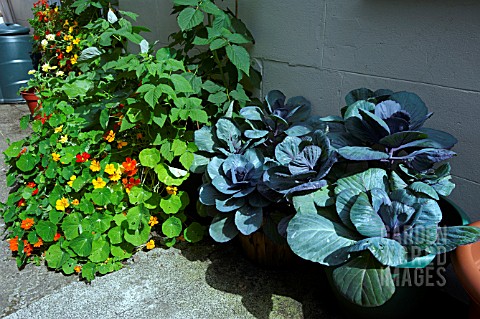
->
[0,23,33,103]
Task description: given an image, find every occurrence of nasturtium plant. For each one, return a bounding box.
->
[2,0,249,281]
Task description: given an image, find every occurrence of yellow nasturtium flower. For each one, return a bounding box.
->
[73,38,81,45]
[66,45,73,53]
[67,175,76,187]
[52,153,61,162]
[146,240,155,250]
[104,164,116,175]
[148,216,159,227]
[56,197,69,211]
[166,186,178,195]
[59,135,68,144]
[109,168,122,182]
[90,160,101,172]
[92,177,106,189]
[54,125,63,133]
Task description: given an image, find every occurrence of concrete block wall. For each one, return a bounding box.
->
[125,0,480,220]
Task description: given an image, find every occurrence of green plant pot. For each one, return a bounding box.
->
[324,197,470,319]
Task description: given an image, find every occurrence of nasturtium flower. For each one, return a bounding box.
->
[63,34,73,41]
[148,216,159,227]
[52,153,61,162]
[73,37,81,45]
[17,198,26,207]
[32,189,39,196]
[71,54,78,65]
[45,33,55,41]
[34,238,43,248]
[23,240,33,256]
[90,159,101,172]
[54,233,61,241]
[105,130,115,143]
[56,197,70,211]
[56,70,64,77]
[146,240,155,250]
[166,186,178,196]
[117,140,127,149]
[21,218,35,230]
[59,135,68,143]
[74,265,82,273]
[104,164,116,175]
[122,158,137,176]
[54,125,63,133]
[28,70,36,75]
[72,199,80,206]
[26,182,36,188]
[122,177,140,194]
[136,133,143,140]
[92,177,106,189]
[75,152,90,163]
[66,45,73,53]
[109,168,122,182]
[67,175,76,187]
[68,26,74,34]
[9,236,18,252]
[41,39,48,48]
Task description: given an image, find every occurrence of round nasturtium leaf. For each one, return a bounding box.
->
[139,148,161,168]
[162,216,182,238]
[36,220,58,242]
[184,222,204,243]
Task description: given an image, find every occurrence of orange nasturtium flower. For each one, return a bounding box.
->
[166,186,178,196]
[26,182,36,188]
[90,159,101,172]
[74,265,82,273]
[72,199,80,206]
[23,240,33,256]
[67,175,76,187]
[34,238,43,248]
[148,216,159,227]
[122,157,137,176]
[105,130,115,143]
[9,236,19,252]
[21,218,35,230]
[117,140,127,149]
[52,153,61,162]
[146,240,155,250]
[92,177,106,189]
[54,233,61,241]
[56,197,70,211]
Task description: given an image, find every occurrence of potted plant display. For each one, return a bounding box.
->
[194,90,338,267]
[285,88,480,317]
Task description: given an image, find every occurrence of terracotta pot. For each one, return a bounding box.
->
[20,89,41,117]
[452,220,480,319]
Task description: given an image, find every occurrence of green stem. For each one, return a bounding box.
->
[207,13,229,92]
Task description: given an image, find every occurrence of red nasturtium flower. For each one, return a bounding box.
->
[54,233,61,241]
[32,188,39,196]
[21,218,35,230]
[17,198,26,207]
[122,158,138,176]
[26,182,36,188]
[122,177,140,193]
[75,152,91,163]
[9,236,18,252]
[23,240,33,256]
